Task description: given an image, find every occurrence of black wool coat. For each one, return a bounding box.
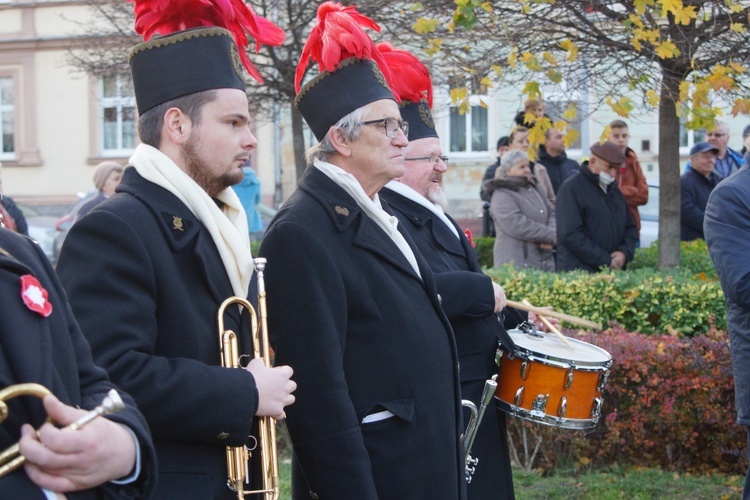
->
[680,167,721,241]
[259,167,466,500]
[57,168,260,499]
[380,186,516,500]
[556,165,637,272]
[0,228,157,499]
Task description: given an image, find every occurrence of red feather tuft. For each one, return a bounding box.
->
[294,2,393,95]
[377,42,433,108]
[128,0,285,83]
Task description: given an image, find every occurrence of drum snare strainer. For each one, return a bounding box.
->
[495,329,612,430]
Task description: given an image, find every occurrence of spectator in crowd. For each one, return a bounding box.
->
[535,127,579,194]
[514,98,546,128]
[0,224,157,498]
[556,141,637,272]
[56,12,296,499]
[686,121,745,178]
[481,136,510,237]
[0,162,28,235]
[741,124,750,157]
[508,126,555,206]
[258,6,466,498]
[608,120,649,245]
[681,142,722,241]
[484,149,556,271]
[378,43,518,499]
[232,163,264,241]
[74,161,124,221]
[704,164,750,500]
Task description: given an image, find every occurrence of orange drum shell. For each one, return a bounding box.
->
[496,354,603,420]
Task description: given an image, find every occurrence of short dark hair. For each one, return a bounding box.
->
[496,136,510,150]
[137,90,218,148]
[609,119,628,130]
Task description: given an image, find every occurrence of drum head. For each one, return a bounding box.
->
[508,329,611,366]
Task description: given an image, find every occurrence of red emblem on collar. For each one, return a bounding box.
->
[464,228,476,248]
[20,274,53,317]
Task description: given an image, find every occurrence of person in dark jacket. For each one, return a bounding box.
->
[556,141,637,272]
[258,7,466,499]
[536,128,579,194]
[0,226,157,499]
[681,142,722,241]
[481,136,509,237]
[705,165,750,498]
[0,162,28,235]
[57,19,296,500]
[74,161,124,222]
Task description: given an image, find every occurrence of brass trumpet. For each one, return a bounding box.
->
[460,376,498,482]
[0,383,124,477]
[217,257,279,500]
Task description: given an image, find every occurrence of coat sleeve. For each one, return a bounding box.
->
[57,210,258,447]
[556,185,612,269]
[705,182,750,309]
[259,221,379,499]
[433,271,495,321]
[619,207,638,264]
[620,160,649,207]
[489,190,556,244]
[680,176,706,236]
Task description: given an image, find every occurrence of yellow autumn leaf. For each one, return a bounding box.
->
[672,5,697,25]
[679,81,690,102]
[424,38,443,57]
[521,52,542,71]
[553,120,567,131]
[646,89,660,107]
[450,86,469,104]
[491,64,503,77]
[528,124,547,145]
[729,61,747,73]
[543,51,558,67]
[559,39,578,62]
[563,129,579,149]
[579,456,591,465]
[477,98,489,109]
[706,71,736,91]
[522,81,542,99]
[633,0,654,14]
[656,341,666,355]
[659,0,683,18]
[480,76,493,88]
[628,14,644,28]
[600,125,612,143]
[413,17,439,34]
[563,103,577,121]
[546,70,563,83]
[731,98,750,116]
[606,96,634,117]
[508,47,518,69]
[631,37,643,52]
[730,23,745,34]
[655,40,680,59]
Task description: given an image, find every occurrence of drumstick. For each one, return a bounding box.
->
[506,299,602,330]
[522,299,575,350]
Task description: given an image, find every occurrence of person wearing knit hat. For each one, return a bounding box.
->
[56,1,296,498]
[379,42,526,499]
[74,161,124,221]
[259,3,466,498]
[556,141,637,272]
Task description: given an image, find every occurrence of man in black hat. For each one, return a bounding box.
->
[57,23,296,499]
[681,141,722,241]
[556,141,637,272]
[258,4,465,499]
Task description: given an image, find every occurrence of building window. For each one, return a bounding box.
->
[0,77,14,159]
[449,97,489,154]
[100,74,136,155]
[679,122,705,149]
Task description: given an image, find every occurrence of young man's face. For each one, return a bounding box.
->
[608,127,630,153]
[180,88,257,198]
[544,129,565,156]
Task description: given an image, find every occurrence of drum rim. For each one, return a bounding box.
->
[496,399,600,430]
[507,330,612,368]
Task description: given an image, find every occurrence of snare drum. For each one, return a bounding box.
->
[495,329,612,430]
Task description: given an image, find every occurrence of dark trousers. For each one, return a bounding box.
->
[745,429,750,499]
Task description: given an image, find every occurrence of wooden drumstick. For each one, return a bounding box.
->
[506,299,602,330]
[522,299,575,350]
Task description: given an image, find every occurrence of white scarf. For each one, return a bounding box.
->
[130,144,253,298]
[384,180,459,239]
[314,159,421,278]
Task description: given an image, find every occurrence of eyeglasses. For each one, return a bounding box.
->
[404,155,449,165]
[706,132,727,138]
[360,118,409,138]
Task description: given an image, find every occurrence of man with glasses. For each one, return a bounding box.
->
[556,141,637,272]
[681,142,722,241]
[258,5,466,499]
[687,121,745,178]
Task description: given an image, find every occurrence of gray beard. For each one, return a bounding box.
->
[427,184,448,210]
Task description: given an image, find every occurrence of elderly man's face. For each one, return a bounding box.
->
[691,151,716,177]
[399,137,447,207]
[706,125,729,155]
[348,99,408,194]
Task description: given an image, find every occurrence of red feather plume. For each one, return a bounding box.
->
[294,2,392,94]
[377,42,433,108]
[128,0,285,84]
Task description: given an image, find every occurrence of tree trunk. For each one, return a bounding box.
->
[657,75,681,269]
[291,103,307,182]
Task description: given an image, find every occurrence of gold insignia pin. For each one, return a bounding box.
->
[172,216,184,231]
[334,206,350,217]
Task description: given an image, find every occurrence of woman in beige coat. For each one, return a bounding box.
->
[483,150,557,271]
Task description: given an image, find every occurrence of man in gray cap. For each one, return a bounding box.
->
[681,141,722,241]
[556,141,637,272]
